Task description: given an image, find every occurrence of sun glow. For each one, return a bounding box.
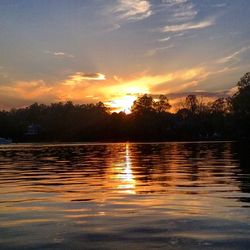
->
[107,95,137,114]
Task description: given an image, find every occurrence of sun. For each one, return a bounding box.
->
[104,83,149,114]
[107,95,137,114]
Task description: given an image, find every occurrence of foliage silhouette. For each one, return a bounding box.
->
[231,72,250,138]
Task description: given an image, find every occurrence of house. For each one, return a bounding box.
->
[25,123,41,136]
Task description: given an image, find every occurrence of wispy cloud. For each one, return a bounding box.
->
[105,67,208,98]
[146,44,174,56]
[167,91,228,99]
[161,0,198,23]
[44,50,74,58]
[162,18,215,32]
[63,72,106,86]
[216,46,250,64]
[172,4,197,22]
[112,0,152,21]
[157,1,217,39]
[158,36,171,42]
[162,0,188,5]
[212,3,227,8]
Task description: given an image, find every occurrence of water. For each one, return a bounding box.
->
[0,142,250,249]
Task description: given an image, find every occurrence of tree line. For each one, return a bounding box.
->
[0,72,250,142]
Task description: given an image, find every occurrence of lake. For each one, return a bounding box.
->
[0,142,250,249]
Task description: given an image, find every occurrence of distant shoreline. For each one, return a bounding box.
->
[0,140,241,146]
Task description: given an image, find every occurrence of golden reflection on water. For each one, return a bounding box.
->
[0,142,250,249]
[110,143,136,194]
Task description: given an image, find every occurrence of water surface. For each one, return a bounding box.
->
[0,142,250,249]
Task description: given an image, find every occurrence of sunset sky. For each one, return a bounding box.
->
[0,0,250,111]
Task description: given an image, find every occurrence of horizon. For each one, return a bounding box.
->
[0,89,232,114]
[0,0,250,112]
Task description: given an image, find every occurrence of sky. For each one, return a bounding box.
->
[0,0,250,112]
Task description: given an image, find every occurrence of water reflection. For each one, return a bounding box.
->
[0,142,250,249]
[114,143,136,194]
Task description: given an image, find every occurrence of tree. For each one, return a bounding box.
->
[210,98,230,114]
[131,94,154,114]
[232,72,250,116]
[184,95,199,114]
[237,72,250,91]
[230,72,250,138]
[153,95,171,113]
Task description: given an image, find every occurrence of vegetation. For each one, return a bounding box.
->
[0,73,250,142]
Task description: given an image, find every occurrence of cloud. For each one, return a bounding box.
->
[160,0,198,23]
[0,71,106,109]
[53,52,74,58]
[158,36,171,42]
[167,90,229,100]
[44,50,74,58]
[172,5,197,22]
[104,67,208,99]
[0,80,51,98]
[162,0,188,4]
[216,46,250,64]
[0,80,55,109]
[146,44,174,56]
[0,74,107,109]
[112,0,152,21]
[162,18,215,32]
[158,1,215,36]
[63,72,106,86]
[212,3,227,8]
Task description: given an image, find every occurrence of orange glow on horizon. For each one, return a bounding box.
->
[106,95,137,114]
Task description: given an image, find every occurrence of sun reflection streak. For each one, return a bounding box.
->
[116,143,136,194]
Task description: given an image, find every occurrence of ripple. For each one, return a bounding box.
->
[0,142,250,249]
